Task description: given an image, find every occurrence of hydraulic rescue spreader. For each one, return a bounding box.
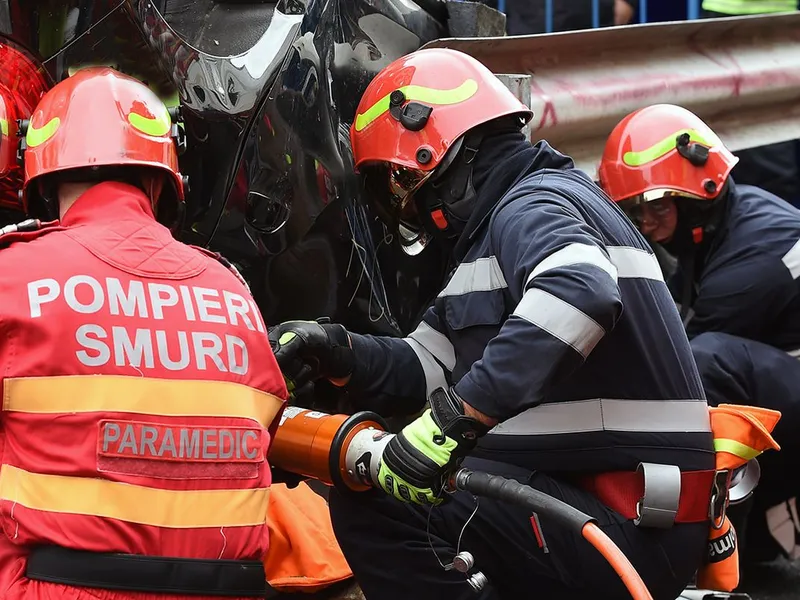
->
[270,407,656,600]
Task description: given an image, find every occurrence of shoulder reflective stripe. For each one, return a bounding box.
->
[4,375,284,428]
[513,288,605,358]
[781,239,800,279]
[714,438,762,460]
[406,320,457,371]
[490,398,711,435]
[623,128,721,167]
[438,256,508,298]
[401,337,449,395]
[607,247,665,281]
[526,243,618,286]
[0,464,269,528]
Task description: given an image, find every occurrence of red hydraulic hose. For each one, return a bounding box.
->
[581,522,653,600]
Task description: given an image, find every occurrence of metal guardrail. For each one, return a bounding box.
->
[423,13,800,178]
[493,0,704,30]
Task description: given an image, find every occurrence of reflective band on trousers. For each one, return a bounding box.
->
[714,438,762,461]
[702,0,796,13]
[490,398,712,435]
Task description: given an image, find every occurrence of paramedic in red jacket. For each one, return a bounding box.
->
[0,67,287,599]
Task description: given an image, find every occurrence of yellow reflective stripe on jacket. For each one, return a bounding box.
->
[714,437,762,461]
[623,128,720,167]
[3,375,284,427]
[354,79,479,132]
[702,0,796,13]
[0,465,270,528]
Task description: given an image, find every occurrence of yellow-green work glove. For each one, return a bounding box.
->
[377,387,489,505]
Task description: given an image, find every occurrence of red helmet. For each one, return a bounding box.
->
[0,88,21,180]
[350,48,532,251]
[351,48,532,173]
[598,104,738,205]
[22,67,184,216]
[0,40,51,212]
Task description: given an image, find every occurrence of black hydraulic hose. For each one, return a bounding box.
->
[453,469,654,600]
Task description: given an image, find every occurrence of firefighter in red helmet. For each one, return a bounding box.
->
[270,49,715,600]
[600,103,800,563]
[0,67,287,599]
[0,39,50,225]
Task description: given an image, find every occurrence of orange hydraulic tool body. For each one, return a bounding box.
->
[269,406,391,492]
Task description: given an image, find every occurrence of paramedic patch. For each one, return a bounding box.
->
[97,420,264,480]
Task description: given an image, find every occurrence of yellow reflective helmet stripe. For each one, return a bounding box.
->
[0,119,7,137]
[128,106,171,137]
[26,117,61,148]
[714,438,762,461]
[354,79,479,132]
[622,128,721,167]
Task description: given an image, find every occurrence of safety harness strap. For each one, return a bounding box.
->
[26,546,274,598]
[578,467,716,525]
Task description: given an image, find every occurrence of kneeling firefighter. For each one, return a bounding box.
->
[269,48,748,600]
[0,67,289,599]
[599,104,800,563]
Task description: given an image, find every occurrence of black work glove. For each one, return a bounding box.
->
[268,319,355,404]
[378,387,490,505]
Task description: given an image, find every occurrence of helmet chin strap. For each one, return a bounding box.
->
[415,128,485,241]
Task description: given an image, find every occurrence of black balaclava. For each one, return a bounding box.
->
[662,180,731,261]
[413,117,572,260]
[662,180,732,321]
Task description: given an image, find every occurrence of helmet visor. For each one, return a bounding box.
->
[617,189,702,229]
[363,163,433,232]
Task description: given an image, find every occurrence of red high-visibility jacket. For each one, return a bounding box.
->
[0,182,287,599]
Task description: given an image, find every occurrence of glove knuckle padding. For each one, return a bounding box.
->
[382,433,442,488]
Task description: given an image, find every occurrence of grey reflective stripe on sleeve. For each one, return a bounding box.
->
[439,256,508,298]
[401,337,449,395]
[607,247,665,281]
[512,288,605,358]
[402,321,456,395]
[527,243,618,285]
[489,398,712,435]
[781,239,800,279]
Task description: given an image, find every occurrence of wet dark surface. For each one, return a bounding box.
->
[741,557,800,600]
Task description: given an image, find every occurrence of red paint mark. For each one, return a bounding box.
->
[530,78,558,131]
[687,26,744,98]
